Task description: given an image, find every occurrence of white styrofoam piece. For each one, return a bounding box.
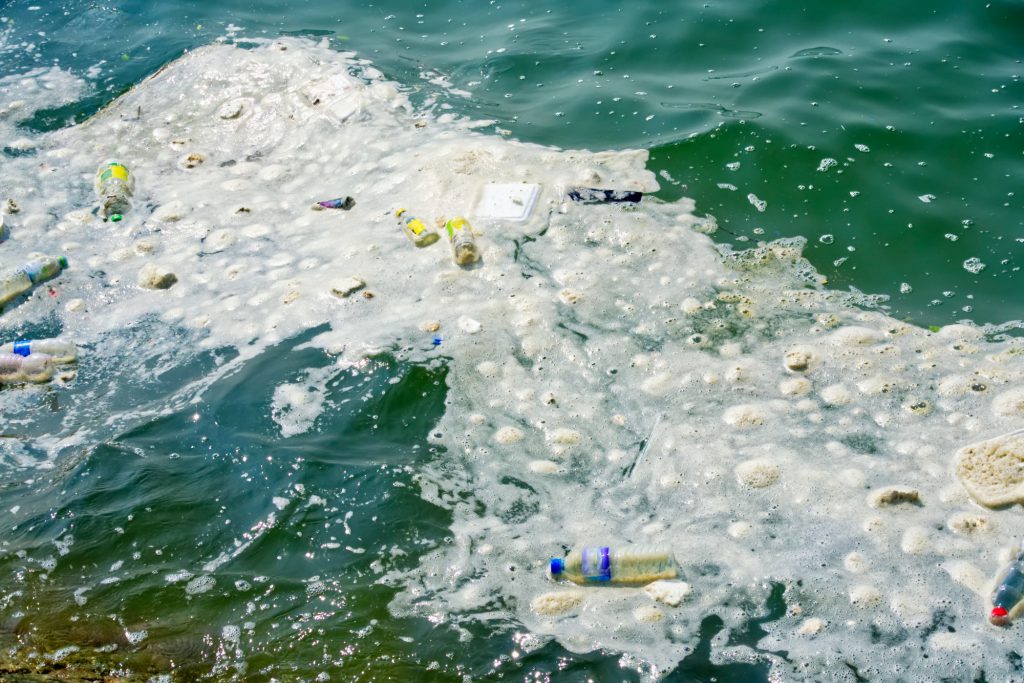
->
[473,183,540,222]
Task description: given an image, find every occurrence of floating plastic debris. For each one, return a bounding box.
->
[313,196,355,210]
[567,187,643,204]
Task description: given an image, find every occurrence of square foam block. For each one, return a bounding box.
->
[473,183,540,222]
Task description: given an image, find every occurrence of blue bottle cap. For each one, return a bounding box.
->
[549,558,564,575]
[12,341,30,357]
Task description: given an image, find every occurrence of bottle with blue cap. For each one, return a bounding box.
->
[0,255,69,310]
[0,338,76,364]
[549,545,677,586]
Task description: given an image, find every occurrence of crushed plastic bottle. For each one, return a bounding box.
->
[549,545,677,586]
[95,161,134,220]
[0,338,77,364]
[0,213,7,242]
[444,217,480,266]
[0,352,55,384]
[313,196,355,210]
[0,256,69,310]
[395,208,439,248]
[991,541,1024,626]
[567,187,643,204]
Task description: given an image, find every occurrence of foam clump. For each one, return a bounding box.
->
[867,485,921,508]
[494,426,524,444]
[723,404,768,428]
[797,617,825,635]
[734,459,780,488]
[632,605,664,623]
[992,388,1024,416]
[849,584,883,608]
[643,580,692,607]
[953,430,1024,507]
[947,512,994,535]
[137,263,178,290]
[330,277,365,298]
[531,590,584,616]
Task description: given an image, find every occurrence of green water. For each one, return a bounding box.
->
[1,0,1023,679]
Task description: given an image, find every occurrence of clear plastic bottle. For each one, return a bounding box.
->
[0,352,55,384]
[444,217,480,265]
[991,542,1024,625]
[395,208,439,247]
[95,161,134,221]
[0,338,76,364]
[0,256,69,309]
[549,545,677,585]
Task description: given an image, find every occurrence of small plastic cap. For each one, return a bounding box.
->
[549,558,564,576]
[991,606,1010,626]
[57,256,68,269]
[111,213,123,222]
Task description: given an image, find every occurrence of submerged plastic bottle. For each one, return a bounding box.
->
[444,217,480,266]
[0,256,69,309]
[395,208,439,248]
[0,352,55,384]
[0,338,76,364]
[95,161,134,220]
[990,542,1024,626]
[549,545,677,586]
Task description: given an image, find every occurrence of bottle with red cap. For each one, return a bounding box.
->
[990,541,1024,626]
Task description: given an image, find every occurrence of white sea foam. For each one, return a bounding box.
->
[0,36,1023,680]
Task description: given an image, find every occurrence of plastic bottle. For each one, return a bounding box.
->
[0,338,76,364]
[95,161,134,221]
[0,352,55,384]
[990,542,1024,626]
[0,256,69,309]
[395,208,439,247]
[444,217,480,265]
[567,187,643,204]
[549,545,677,586]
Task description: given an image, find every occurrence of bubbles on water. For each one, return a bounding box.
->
[819,234,835,245]
[817,158,838,172]
[918,194,936,203]
[963,257,987,274]
[125,629,148,645]
[854,144,870,152]
[747,193,767,212]
[945,233,959,241]
[900,283,912,294]
[185,575,216,595]
[726,161,740,171]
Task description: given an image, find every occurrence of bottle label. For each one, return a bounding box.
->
[98,163,130,185]
[12,341,30,357]
[445,217,470,237]
[581,546,611,581]
[405,218,429,236]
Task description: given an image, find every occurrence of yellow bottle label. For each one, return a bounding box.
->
[445,217,470,237]
[406,218,428,236]
[98,163,129,185]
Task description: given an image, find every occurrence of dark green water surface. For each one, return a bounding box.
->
[0,0,1022,679]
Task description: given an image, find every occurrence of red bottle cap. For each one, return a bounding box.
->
[991,606,1010,625]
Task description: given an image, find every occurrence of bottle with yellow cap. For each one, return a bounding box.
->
[444,217,480,266]
[95,161,134,221]
[395,209,439,248]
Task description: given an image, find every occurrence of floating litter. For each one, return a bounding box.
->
[474,183,540,221]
